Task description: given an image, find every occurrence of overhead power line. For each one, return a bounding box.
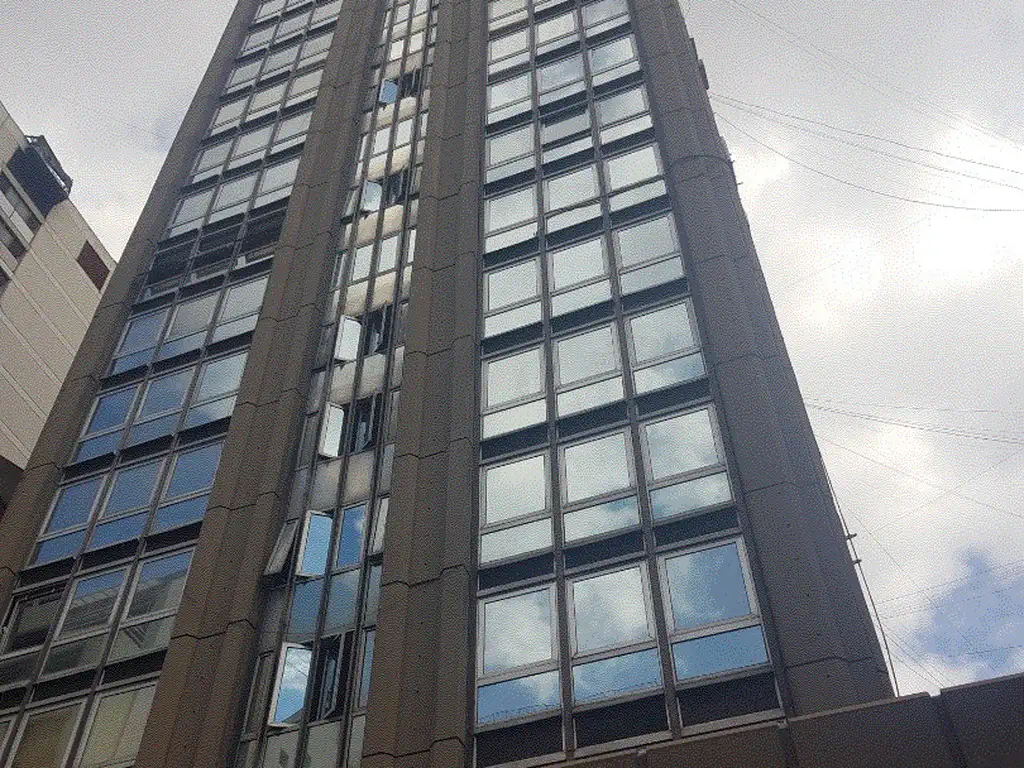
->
[715,113,1024,213]
[804,397,1024,418]
[710,92,1024,178]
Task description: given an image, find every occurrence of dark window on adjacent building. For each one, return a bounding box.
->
[0,219,25,259]
[77,242,109,291]
[0,267,10,297]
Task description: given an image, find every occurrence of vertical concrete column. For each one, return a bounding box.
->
[360,0,485,764]
[132,1,384,765]
[0,0,256,617]
[629,0,891,714]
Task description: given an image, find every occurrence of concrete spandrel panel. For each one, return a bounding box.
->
[942,673,1024,768]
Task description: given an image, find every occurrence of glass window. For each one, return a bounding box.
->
[662,542,753,632]
[563,496,640,543]
[482,453,547,526]
[605,145,660,191]
[536,11,577,46]
[196,352,247,401]
[477,670,559,724]
[211,98,246,131]
[487,72,530,110]
[324,570,360,632]
[228,59,261,89]
[480,588,554,674]
[486,259,538,311]
[671,625,768,681]
[9,703,83,768]
[272,645,312,724]
[549,236,606,291]
[213,172,258,211]
[260,156,301,194]
[649,472,731,520]
[163,294,217,349]
[2,592,61,653]
[221,276,269,321]
[84,387,137,436]
[136,368,192,420]
[555,326,617,387]
[562,432,632,504]
[126,551,193,619]
[335,504,367,568]
[597,86,647,125]
[249,81,288,119]
[101,460,161,519]
[643,408,722,482]
[629,304,697,363]
[484,347,543,408]
[540,106,590,146]
[232,125,274,163]
[570,566,652,653]
[572,648,661,703]
[485,186,535,233]
[77,685,156,768]
[487,124,533,167]
[488,28,528,66]
[289,579,324,636]
[480,519,552,564]
[583,0,628,27]
[537,54,583,93]
[299,513,332,576]
[60,569,126,637]
[45,477,102,533]
[165,442,223,499]
[116,310,168,358]
[589,35,635,74]
[614,214,679,269]
[544,165,598,211]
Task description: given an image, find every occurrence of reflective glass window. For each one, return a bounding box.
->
[2,592,61,653]
[196,352,247,401]
[549,236,606,291]
[555,325,617,386]
[562,432,632,504]
[77,685,156,768]
[136,368,192,420]
[597,86,647,125]
[537,54,583,92]
[126,551,193,619]
[613,214,678,269]
[572,648,661,703]
[629,303,697,363]
[116,310,168,358]
[487,124,533,167]
[643,408,722,481]
[589,35,635,74]
[485,187,536,233]
[481,588,555,674]
[335,504,367,567]
[570,566,652,653]
[477,670,559,724]
[165,442,223,499]
[299,513,332,576]
[60,569,126,637]
[84,387,137,436]
[46,477,102,533]
[662,542,753,632]
[486,258,538,311]
[482,453,547,526]
[487,73,530,110]
[484,347,543,408]
[544,165,598,211]
[9,703,83,768]
[605,145,660,191]
[671,625,768,681]
[101,460,161,519]
[272,645,312,723]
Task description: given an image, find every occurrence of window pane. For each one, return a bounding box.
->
[672,626,768,681]
[480,519,552,563]
[483,453,546,525]
[3,592,61,653]
[614,215,678,268]
[563,432,631,504]
[197,352,247,401]
[289,578,325,636]
[127,551,192,618]
[78,685,156,767]
[549,236,605,291]
[556,326,617,386]
[650,472,731,520]
[102,460,161,518]
[165,442,223,499]
[571,567,651,653]
[477,670,560,724]
[172,189,213,226]
[630,304,696,363]
[10,704,82,768]
[544,165,598,211]
[137,369,192,419]
[260,157,301,193]
[214,172,258,209]
[597,86,646,125]
[540,106,590,145]
[324,570,360,633]
[273,646,312,723]
[537,54,583,91]
[485,347,542,407]
[46,477,102,533]
[62,570,126,636]
[605,145,659,190]
[572,648,661,703]
[589,35,634,73]
[485,187,536,233]
[300,513,332,575]
[562,496,639,543]
[118,310,167,355]
[644,409,721,481]
[486,259,537,311]
[536,11,576,44]
[488,72,530,109]
[167,294,217,340]
[86,388,137,435]
[482,589,553,674]
[664,543,752,631]
[489,28,528,62]
[335,504,368,567]
[222,277,269,321]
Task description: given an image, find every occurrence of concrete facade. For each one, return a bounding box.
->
[0,102,114,515]
[0,1,1010,767]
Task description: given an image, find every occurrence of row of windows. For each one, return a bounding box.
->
[243,0,341,56]
[31,441,222,567]
[111,273,268,375]
[227,27,333,96]
[1,543,195,693]
[0,680,156,768]
[0,173,41,257]
[211,67,323,137]
[192,108,311,185]
[476,539,766,725]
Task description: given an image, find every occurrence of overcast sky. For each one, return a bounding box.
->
[2,0,1022,697]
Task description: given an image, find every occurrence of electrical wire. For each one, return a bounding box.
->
[876,559,1024,606]
[713,97,1024,195]
[715,113,1024,213]
[711,92,1024,178]
[803,397,1024,418]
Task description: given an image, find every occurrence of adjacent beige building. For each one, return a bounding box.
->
[0,101,113,515]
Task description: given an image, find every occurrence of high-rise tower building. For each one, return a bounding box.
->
[1,1,1019,767]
